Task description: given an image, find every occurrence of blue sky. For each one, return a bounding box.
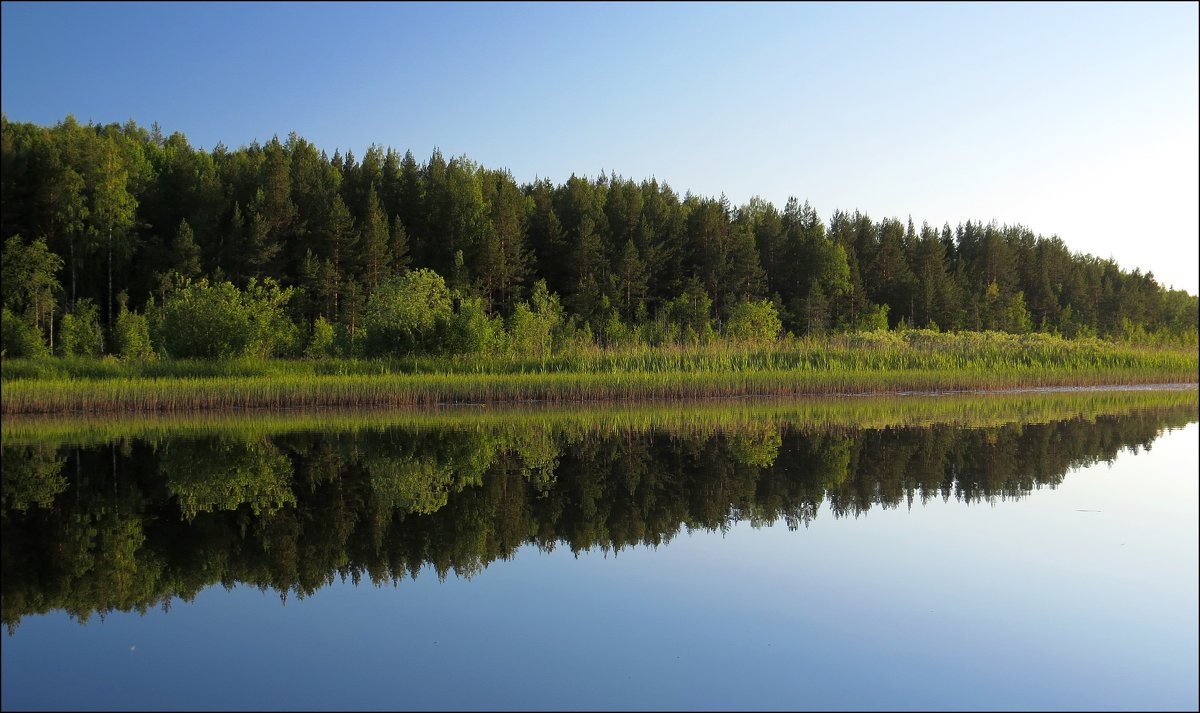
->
[3,1,1197,293]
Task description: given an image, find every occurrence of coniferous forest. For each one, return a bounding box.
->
[2,114,1197,363]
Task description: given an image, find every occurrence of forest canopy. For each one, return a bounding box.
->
[1,114,1196,359]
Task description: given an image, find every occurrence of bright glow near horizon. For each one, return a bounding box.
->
[3,1,1197,294]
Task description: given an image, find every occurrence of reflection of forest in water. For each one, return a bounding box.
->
[3,403,1196,631]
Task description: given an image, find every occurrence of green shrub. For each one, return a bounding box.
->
[305,316,336,359]
[59,299,103,357]
[1,308,49,359]
[444,297,504,356]
[244,279,300,358]
[363,269,453,356]
[725,299,782,344]
[153,278,297,359]
[114,308,155,360]
[665,279,713,341]
[856,303,890,333]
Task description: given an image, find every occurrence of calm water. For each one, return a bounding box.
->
[2,398,1197,711]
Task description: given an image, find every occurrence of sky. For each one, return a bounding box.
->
[2,1,1197,294]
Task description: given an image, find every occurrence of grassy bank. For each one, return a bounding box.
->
[2,331,1196,414]
[4,387,1197,446]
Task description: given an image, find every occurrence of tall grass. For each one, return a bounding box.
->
[2,330,1195,414]
[4,388,1197,447]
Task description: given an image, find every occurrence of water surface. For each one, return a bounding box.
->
[2,393,1197,710]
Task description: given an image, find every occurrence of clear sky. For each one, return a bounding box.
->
[3,1,1197,294]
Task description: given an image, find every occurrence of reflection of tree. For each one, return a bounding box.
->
[2,443,163,632]
[2,405,1195,630]
[1,445,67,513]
[161,438,295,520]
[510,427,560,494]
[751,431,849,529]
[727,425,782,468]
[368,456,455,515]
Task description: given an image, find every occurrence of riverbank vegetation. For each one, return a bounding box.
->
[4,387,1196,447]
[2,329,1196,414]
[3,115,1197,360]
[2,116,1196,412]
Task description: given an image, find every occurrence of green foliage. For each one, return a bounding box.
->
[161,437,295,520]
[114,307,154,360]
[153,280,246,358]
[1,235,62,341]
[334,321,369,359]
[665,278,714,343]
[638,312,681,347]
[1,308,49,359]
[1005,290,1033,334]
[728,426,783,468]
[365,454,455,515]
[243,278,300,358]
[59,299,103,356]
[169,218,202,279]
[152,278,297,359]
[602,309,636,348]
[799,284,830,336]
[508,280,565,358]
[856,303,890,333]
[1,115,1198,364]
[360,188,392,291]
[305,316,336,359]
[363,269,453,355]
[0,444,67,512]
[4,330,1194,415]
[725,299,782,344]
[444,296,504,355]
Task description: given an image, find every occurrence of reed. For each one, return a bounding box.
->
[4,387,1197,447]
[2,331,1195,414]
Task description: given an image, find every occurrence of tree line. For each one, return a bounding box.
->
[4,405,1193,630]
[2,114,1196,359]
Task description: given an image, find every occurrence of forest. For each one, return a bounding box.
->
[3,114,1197,363]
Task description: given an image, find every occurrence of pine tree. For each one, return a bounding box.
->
[616,239,649,319]
[398,149,424,258]
[171,218,202,279]
[257,136,296,279]
[526,179,569,296]
[478,169,530,313]
[390,215,411,274]
[322,194,357,315]
[911,223,948,328]
[245,196,281,280]
[360,187,391,292]
[724,221,767,305]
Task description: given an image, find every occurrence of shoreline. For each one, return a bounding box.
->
[3,384,1196,447]
[2,370,1195,417]
[5,331,1195,415]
